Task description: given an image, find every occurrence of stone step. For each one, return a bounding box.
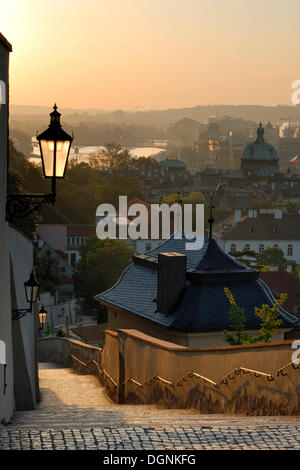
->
[6,408,300,431]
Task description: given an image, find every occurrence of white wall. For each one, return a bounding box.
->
[37,224,67,252]
[0,41,14,423]
[9,227,38,410]
[221,239,300,264]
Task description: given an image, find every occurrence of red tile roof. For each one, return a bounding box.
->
[59,274,74,284]
[55,250,68,261]
[71,324,107,344]
[67,225,96,237]
[260,271,300,317]
[39,205,71,225]
[223,214,300,240]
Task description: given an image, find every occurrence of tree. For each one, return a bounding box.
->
[229,248,257,267]
[256,247,287,268]
[251,198,275,210]
[34,247,60,296]
[223,287,287,345]
[254,294,286,342]
[73,237,134,322]
[223,288,256,345]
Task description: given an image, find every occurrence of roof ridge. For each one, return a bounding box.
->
[196,238,247,271]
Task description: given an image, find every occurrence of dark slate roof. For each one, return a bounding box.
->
[196,238,245,271]
[96,234,298,332]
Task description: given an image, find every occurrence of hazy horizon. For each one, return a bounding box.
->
[2,0,300,110]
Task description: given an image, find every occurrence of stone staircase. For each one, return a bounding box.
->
[3,364,300,431]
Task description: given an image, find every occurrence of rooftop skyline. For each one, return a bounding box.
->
[2,0,300,110]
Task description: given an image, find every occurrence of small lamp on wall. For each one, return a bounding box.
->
[12,271,40,321]
[38,305,47,330]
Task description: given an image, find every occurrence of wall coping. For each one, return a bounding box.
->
[38,336,102,352]
[115,328,295,353]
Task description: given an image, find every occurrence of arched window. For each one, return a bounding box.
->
[287,244,293,256]
[230,244,236,252]
[259,244,264,253]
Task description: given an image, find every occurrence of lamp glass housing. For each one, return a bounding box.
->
[38,305,47,328]
[24,272,39,306]
[39,139,71,178]
[37,104,73,180]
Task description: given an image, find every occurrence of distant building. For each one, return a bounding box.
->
[219,208,300,264]
[37,205,71,252]
[67,225,96,266]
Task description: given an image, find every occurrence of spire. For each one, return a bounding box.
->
[256,122,265,143]
[208,197,215,239]
[49,103,61,127]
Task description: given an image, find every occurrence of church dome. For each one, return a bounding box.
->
[241,123,279,177]
[242,123,279,162]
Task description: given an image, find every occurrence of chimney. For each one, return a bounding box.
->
[157,252,186,316]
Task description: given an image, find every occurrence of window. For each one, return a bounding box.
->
[259,244,264,253]
[244,244,250,251]
[287,245,293,256]
[76,237,80,245]
[230,244,236,252]
[67,237,71,245]
[273,244,278,249]
[72,237,75,245]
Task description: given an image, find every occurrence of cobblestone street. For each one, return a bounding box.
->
[1,363,300,450]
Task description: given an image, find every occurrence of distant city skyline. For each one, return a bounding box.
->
[2,0,300,110]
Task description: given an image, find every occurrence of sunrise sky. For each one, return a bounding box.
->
[1,0,300,110]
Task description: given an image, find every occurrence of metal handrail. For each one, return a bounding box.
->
[69,354,117,388]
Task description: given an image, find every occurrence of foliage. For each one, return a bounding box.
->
[73,237,134,320]
[162,191,227,234]
[223,288,287,345]
[45,323,54,337]
[223,288,256,345]
[256,247,287,269]
[34,247,60,296]
[65,315,70,337]
[99,330,106,348]
[251,198,275,209]
[55,160,142,224]
[229,249,257,266]
[55,328,67,338]
[254,294,286,342]
[89,144,159,170]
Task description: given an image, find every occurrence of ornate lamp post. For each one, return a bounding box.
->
[6,104,73,219]
[12,271,40,321]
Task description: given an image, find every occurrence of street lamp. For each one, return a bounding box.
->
[38,304,47,330]
[6,104,73,219]
[36,104,73,203]
[12,271,40,321]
